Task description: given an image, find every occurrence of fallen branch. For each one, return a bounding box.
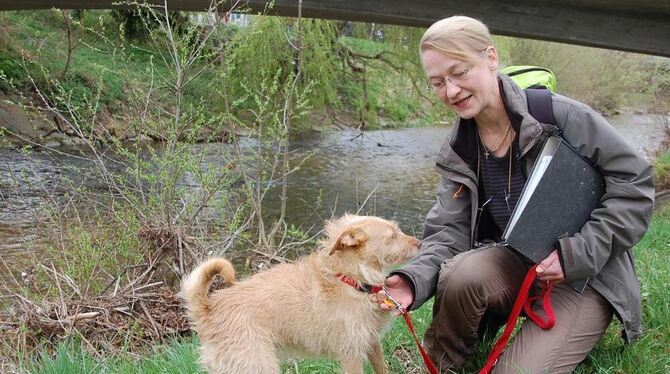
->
[42,311,102,329]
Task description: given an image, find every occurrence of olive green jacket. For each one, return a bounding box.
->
[394,74,655,342]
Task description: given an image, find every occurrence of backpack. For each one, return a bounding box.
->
[502,65,558,125]
[525,88,556,126]
[501,66,557,93]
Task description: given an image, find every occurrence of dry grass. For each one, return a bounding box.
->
[0,215,206,364]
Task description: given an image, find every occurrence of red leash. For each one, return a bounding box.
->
[399,265,554,374]
[478,265,555,374]
[337,274,439,373]
[337,270,553,374]
[401,310,440,374]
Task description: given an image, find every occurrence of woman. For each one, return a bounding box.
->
[371,16,655,373]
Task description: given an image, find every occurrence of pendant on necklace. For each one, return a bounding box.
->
[484,149,490,159]
[504,188,511,212]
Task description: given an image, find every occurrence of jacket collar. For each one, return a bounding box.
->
[435,74,544,178]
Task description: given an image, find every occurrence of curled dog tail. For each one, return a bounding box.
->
[180,257,236,321]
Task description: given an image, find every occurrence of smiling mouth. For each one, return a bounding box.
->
[452,95,471,106]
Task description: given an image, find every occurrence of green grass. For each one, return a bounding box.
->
[570,206,670,374]
[340,36,390,56]
[0,10,216,119]
[24,207,670,373]
[25,336,203,374]
[654,150,670,190]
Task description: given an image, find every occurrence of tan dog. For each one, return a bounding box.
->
[180,214,421,374]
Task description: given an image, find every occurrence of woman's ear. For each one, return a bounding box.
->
[486,46,499,71]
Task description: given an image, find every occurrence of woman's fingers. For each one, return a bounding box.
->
[368,290,397,312]
[536,250,565,282]
[368,275,414,315]
[385,275,405,288]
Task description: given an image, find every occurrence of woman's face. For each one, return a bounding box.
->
[421,47,499,119]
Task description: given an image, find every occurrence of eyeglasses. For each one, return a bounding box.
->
[426,49,488,91]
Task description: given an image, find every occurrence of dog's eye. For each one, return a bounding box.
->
[391,231,398,239]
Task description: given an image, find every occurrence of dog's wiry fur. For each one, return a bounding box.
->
[180,214,421,374]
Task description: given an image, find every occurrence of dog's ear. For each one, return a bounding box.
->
[329,227,368,255]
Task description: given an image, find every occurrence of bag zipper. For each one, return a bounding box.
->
[505,67,554,76]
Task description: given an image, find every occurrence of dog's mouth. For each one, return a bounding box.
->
[395,242,422,262]
[409,238,421,252]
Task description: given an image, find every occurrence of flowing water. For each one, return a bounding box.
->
[0,114,667,259]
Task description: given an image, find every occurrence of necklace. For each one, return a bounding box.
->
[504,146,512,212]
[478,124,512,159]
[477,137,514,213]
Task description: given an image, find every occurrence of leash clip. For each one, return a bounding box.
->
[382,284,405,314]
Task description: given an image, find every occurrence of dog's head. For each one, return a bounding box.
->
[323,214,421,270]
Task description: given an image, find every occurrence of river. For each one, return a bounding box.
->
[0,114,667,258]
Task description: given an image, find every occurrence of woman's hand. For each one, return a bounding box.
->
[369,275,414,316]
[536,250,565,283]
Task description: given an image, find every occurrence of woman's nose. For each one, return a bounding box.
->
[444,80,461,98]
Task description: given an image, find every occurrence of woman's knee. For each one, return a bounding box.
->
[443,263,486,295]
[440,250,494,293]
[438,248,526,300]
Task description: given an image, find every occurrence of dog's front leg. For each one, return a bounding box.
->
[340,359,364,374]
[367,341,388,374]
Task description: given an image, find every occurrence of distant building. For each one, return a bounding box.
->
[228,13,250,27]
[189,12,251,27]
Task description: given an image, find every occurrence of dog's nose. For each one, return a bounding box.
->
[412,237,422,249]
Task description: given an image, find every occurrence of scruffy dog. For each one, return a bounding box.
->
[180,214,421,374]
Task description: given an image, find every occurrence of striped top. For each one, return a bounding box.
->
[479,139,527,232]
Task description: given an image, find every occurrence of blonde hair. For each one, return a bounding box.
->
[420,16,493,64]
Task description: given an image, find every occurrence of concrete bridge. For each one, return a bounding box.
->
[5,1,670,57]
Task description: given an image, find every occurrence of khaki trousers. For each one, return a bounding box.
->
[423,246,613,374]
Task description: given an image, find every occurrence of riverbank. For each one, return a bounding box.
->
[1,10,670,148]
[10,204,670,374]
[0,9,446,149]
